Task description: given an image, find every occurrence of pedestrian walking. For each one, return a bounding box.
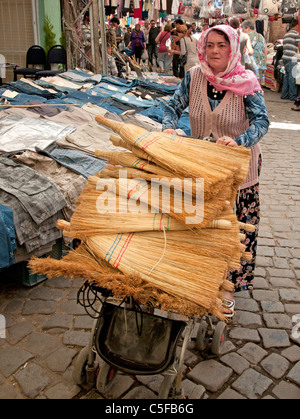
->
[178,24,200,75]
[171,18,185,78]
[162,25,270,316]
[147,19,160,69]
[124,26,132,47]
[128,23,146,64]
[281,18,300,101]
[229,17,254,70]
[241,20,268,85]
[155,23,172,73]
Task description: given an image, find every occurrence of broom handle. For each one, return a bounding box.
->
[239,222,256,232]
[209,219,232,229]
[57,220,70,230]
[110,134,130,150]
[95,115,123,133]
[110,135,155,163]
[0,104,80,108]
[95,149,121,160]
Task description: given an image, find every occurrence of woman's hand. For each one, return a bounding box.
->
[163,128,177,135]
[216,136,238,147]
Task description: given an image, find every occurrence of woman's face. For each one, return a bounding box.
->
[205,31,231,74]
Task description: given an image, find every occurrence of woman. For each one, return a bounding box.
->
[229,17,254,69]
[155,23,172,73]
[162,25,269,316]
[178,24,200,75]
[128,24,146,64]
[241,20,267,85]
[124,26,132,47]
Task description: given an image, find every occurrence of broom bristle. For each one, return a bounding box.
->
[29,118,252,321]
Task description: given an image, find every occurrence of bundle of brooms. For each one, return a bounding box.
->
[29,116,253,320]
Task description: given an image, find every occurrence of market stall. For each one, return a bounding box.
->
[0,69,183,284]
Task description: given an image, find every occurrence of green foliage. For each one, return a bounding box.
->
[43,15,56,54]
[60,30,66,49]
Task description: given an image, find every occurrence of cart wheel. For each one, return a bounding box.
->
[211,321,227,355]
[96,361,118,394]
[196,320,209,351]
[158,374,184,399]
[72,346,94,385]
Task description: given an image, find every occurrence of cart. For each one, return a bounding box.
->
[72,281,227,399]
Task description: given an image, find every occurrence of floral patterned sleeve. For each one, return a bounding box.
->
[162,71,191,131]
[235,91,269,148]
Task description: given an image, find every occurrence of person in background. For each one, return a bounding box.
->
[141,19,150,49]
[241,20,267,85]
[292,96,300,111]
[147,19,160,69]
[162,25,269,317]
[155,22,172,73]
[191,22,197,34]
[229,17,254,69]
[111,17,123,47]
[81,11,91,45]
[81,11,92,68]
[124,26,132,47]
[106,45,118,77]
[173,24,200,75]
[106,18,117,48]
[281,18,300,101]
[128,23,146,64]
[193,26,202,41]
[201,22,209,34]
[171,18,185,78]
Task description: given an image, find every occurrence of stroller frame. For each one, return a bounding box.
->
[72,281,227,399]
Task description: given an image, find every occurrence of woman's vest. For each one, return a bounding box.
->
[189,66,261,189]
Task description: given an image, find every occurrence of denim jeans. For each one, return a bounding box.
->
[281,60,298,101]
[148,44,158,66]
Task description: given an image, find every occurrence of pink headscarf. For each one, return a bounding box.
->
[197,25,263,97]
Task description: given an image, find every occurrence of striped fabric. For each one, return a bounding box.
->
[264,63,277,91]
[282,29,300,61]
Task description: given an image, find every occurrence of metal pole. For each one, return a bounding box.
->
[91,0,101,74]
[98,0,107,74]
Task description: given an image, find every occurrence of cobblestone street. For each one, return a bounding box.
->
[0,88,300,400]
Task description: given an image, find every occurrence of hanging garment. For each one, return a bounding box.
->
[232,0,249,15]
[258,0,278,16]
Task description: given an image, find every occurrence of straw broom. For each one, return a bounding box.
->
[162,133,251,188]
[109,132,250,188]
[29,207,246,320]
[29,118,253,320]
[85,175,233,230]
[57,184,232,238]
[95,147,236,191]
[94,149,173,177]
[95,116,251,197]
[109,134,156,164]
[82,231,231,316]
[95,116,235,197]
[96,165,213,201]
[28,242,221,318]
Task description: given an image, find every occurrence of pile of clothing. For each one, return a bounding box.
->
[0,69,183,269]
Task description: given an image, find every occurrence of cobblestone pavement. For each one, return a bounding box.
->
[0,88,300,400]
